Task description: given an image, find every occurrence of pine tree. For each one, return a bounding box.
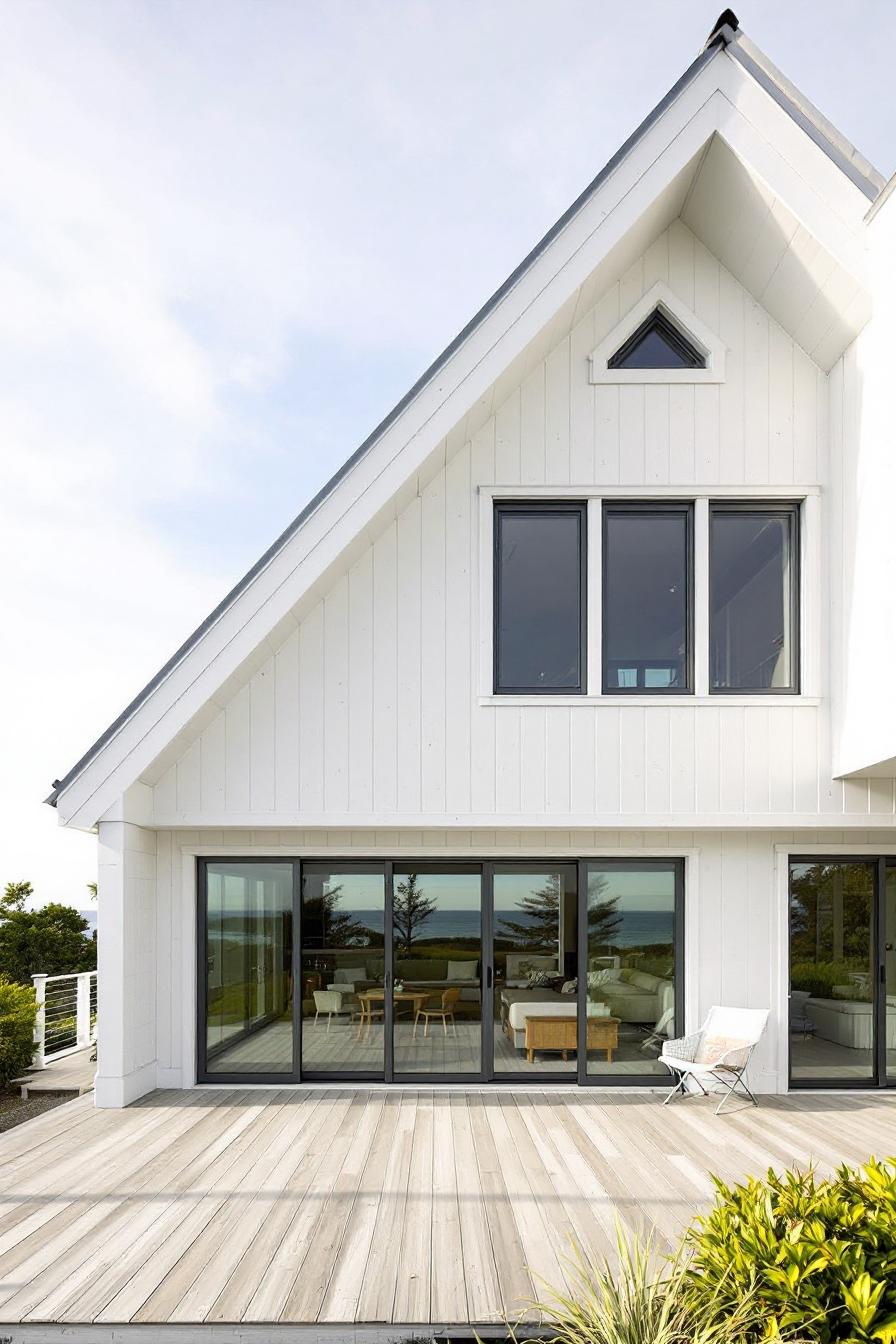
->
[392,874,437,954]
[497,873,622,950]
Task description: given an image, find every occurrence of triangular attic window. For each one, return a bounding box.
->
[607,308,705,370]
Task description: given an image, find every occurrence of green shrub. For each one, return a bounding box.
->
[683,1160,896,1342]
[0,975,37,1087]
[790,960,870,1000]
[504,1228,757,1344]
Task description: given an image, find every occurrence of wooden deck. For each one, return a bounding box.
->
[13,1048,96,1099]
[0,1088,894,1330]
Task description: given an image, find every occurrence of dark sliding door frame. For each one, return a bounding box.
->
[196,856,302,1086]
[576,858,685,1088]
[300,859,390,1084]
[788,854,896,1091]
[197,855,687,1087]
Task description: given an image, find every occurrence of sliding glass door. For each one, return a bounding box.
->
[299,864,386,1077]
[198,855,684,1084]
[583,861,681,1080]
[200,860,294,1078]
[392,866,483,1078]
[887,866,896,1085]
[492,865,578,1076]
[789,858,896,1089]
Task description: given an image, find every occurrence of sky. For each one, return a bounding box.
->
[3,1,896,909]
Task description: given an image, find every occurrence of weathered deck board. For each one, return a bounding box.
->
[13,1049,96,1100]
[0,1089,894,1327]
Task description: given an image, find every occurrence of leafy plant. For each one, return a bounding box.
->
[503,1227,758,1344]
[683,1160,896,1342]
[0,975,38,1087]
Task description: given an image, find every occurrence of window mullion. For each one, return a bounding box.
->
[694,499,710,696]
[587,498,602,695]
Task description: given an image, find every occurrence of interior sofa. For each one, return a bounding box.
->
[322,952,481,1004]
[804,995,896,1050]
[592,966,674,1025]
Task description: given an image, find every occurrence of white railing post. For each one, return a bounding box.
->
[31,974,47,1069]
[76,973,92,1049]
[89,972,98,1045]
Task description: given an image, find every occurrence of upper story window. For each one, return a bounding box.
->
[709,503,799,693]
[607,308,706,371]
[493,502,586,694]
[602,503,692,693]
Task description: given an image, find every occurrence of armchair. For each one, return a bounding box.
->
[659,1005,769,1114]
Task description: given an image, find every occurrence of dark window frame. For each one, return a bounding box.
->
[788,854,896,1091]
[607,308,705,370]
[493,500,587,696]
[709,501,801,695]
[197,854,686,1089]
[601,500,694,695]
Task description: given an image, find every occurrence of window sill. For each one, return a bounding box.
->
[478,694,821,708]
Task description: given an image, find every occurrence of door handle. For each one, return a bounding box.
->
[486,966,493,989]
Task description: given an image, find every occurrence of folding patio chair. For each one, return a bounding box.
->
[659,1005,769,1114]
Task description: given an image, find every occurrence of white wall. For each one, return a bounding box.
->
[833,191,896,778]
[96,820,157,1107]
[148,220,894,830]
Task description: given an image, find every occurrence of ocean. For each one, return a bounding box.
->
[338,907,673,949]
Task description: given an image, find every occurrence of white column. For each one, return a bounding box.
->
[95,817,158,1108]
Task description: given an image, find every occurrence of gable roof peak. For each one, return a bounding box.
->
[704,10,740,50]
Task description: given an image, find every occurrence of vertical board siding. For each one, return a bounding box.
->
[150,223,890,827]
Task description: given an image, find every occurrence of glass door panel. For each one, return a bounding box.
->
[789,860,875,1084]
[584,862,679,1078]
[392,867,482,1076]
[492,865,577,1075]
[300,864,386,1076]
[203,861,293,1076]
[886,866,896,1084]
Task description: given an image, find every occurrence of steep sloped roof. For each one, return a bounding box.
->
[47,10,883,818]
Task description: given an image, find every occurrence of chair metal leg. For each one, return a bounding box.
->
[713,1068,758,1115]
[663,1067,708,1104]
[663,1069,688,1104]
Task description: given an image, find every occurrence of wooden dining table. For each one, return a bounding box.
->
[354,988,429,1040]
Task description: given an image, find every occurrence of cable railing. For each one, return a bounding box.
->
[31,971,98,1067]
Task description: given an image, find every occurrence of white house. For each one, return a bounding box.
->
[48,12,896,1107]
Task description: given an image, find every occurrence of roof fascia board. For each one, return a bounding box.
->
[726,32,883,202]
[54,81,731,830]
[711,58,870,283]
